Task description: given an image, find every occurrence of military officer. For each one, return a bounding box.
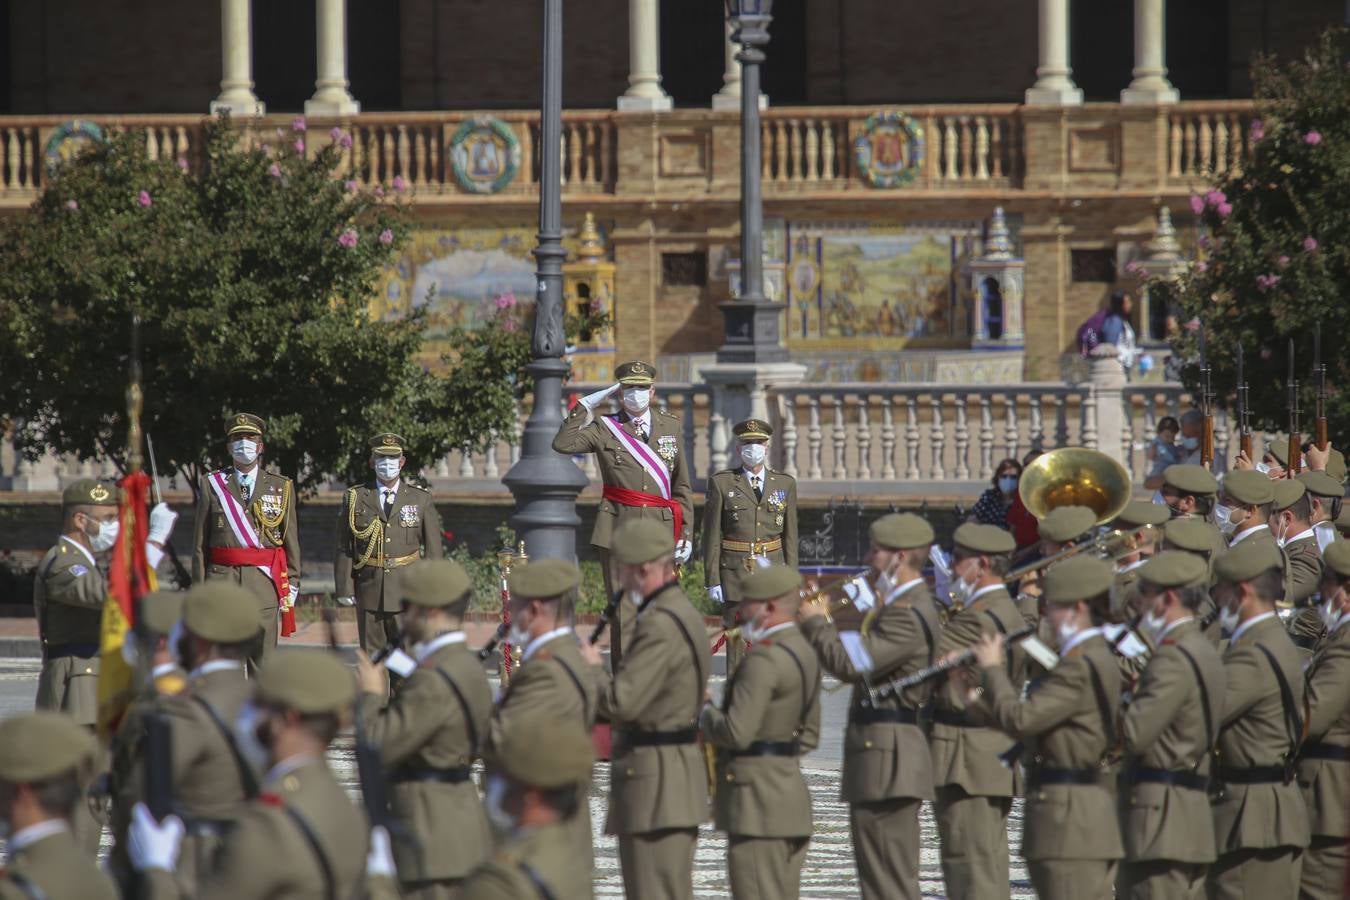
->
[336,432,444,656]
[1271,478,1323,651]
[968,556,1124,900]
[1297,470,1343,552]
[1207,544,1310,899]
[454,717,596,900]
[799,513,940,900]
[704,417,799,676]
[1297,540,1350,899]
[0,712,117,900]
[192,413,300,663]
[578,519,710,900]
[701,564,820,900]
[1157,464,1218,521]
[553,361,694,664]
[1018,504,1097,629]
[355,559,493,898]
[129,650,370,898]
[1161,518,1224,644]
[1108,501,1168,638]
[489,558,598,886]
[1118,551,1225,900]
[930,523,1029,900]
[1216,470,1279,550]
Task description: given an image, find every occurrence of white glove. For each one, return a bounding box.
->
[580,382,622,410]
[708,584,724,605]
[366,825,396,878]
[336,595,356,607]
[129,802,184,872]
[147,503,178,544]
[284,584,299,610]
[674,539,692,564]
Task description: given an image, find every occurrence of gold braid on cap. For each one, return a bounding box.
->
[249,480,291,547]
[347,486,385,570]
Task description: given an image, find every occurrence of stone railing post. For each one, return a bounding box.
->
[1090,343,1128,464]
[699,360,808,480]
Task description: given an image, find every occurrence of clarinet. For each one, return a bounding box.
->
[588,589,624,644]
[864,624,1036,707]
[478,621,510,662]
[371,623,405,665]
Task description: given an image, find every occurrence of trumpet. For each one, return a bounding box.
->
[798,568,877,616]
[863,624,1036,706]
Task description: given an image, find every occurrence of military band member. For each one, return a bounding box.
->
[1337,502,1350,541]
[1161,519,1224,646]
[930,523,1028,900]
[968,556,1124,900]
[1157,464,1218,522]
[1119,551,1225,900]
[1271,479,1324,651]
[455,717,596,900]
[1297,540,1350,900]
[799,513,941,900]
[1297,471,1343,552]
[336,432,444,656]
[1207,545,1310,900]
[129,651,370,899]
[704,417,799,676]
[192,413,300,664]
[1019,504,1096,629]
[0,712,118,900]
[355,560,493,898]
[552,361,694,664]
[702,564,820,900]
[578,519,710,900]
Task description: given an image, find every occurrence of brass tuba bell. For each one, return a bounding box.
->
[1017,447,1132,526]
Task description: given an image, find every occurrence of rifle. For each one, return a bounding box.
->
[1198,326,1216,469]
[1314,324,1329,451]
[145,433,192,590]
[1288,338,1303,476]
[1236,343,1253,462]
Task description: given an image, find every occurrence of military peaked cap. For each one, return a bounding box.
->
[740,564,803,602]
[183,582,263,643]
[952,523,1016,555]
[1038,506,1096,543]
[611,519,675,565]
[226,413,265,439]
[615,360,655,386]
[496,717,594,788]
[399,559,472,609]
[1223,470,1275,506]
[1163,464,1218,496]
[370,432,405,456]
[1113,500,1170,530]
[1163,518,1219,553]
[1213,543,1283,583]
[733,419,773,442]
[1271,479,1306,512]
[1323,541,1350,578]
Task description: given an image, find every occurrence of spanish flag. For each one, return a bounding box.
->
[96,471,157,738]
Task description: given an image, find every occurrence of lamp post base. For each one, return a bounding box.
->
[716,299,789,364]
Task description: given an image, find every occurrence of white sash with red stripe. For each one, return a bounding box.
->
[207,471,275,584]
[599,416,671,499]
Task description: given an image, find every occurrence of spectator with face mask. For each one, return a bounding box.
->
[969,458,1022,530]
[1144,410,1205,491]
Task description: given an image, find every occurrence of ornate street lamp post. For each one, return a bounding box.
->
[503,0,587,560]
[718,0,786,364]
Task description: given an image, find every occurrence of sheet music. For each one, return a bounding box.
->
[839,631,875,673]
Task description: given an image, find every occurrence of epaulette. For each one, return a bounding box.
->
[405,481,431,493]
[654,407,679,421]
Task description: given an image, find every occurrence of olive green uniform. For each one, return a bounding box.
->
[981,632,1124,900]
[702,623,821,900]
[1296,618,1350,899]
[360,635,494,897]
[704,467,799,675]
[800,580,940,900]
[1282,532,1324,652]
[0,824,118,900]
[592,581,710,900]
[451,822,589,900]
[335,479,443,655]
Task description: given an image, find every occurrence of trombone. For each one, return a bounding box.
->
[1003,524,1160,583]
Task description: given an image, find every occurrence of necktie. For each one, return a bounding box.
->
[636,420,649,443]
[383,490,394,519]
[753,477,763,501]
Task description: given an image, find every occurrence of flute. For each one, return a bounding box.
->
[864,624,1036,707]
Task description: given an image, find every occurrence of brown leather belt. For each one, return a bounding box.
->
[721,538,783,553]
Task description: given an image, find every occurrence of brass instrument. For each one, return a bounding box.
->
[1018,447,1132,525]
[798,568,877,617]
[1003,524,1160,583]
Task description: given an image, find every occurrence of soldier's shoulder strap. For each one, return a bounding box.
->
[1173,642,1217,767]
[1082,653,1117,751]
[517,861,559,900]
[911,605,936,665]
[547,653,593,725]
[772,639,819,727]
[1253,642,1305,762]
[280,805,336,900]
[192,695,261,798]
[428,663,480,757]
[654,606,707,716]
[1,870,49,900]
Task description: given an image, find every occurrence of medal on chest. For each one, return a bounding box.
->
[656,435,678,470]
[399,504,420,527]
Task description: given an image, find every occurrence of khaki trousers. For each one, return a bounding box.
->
[617,828,698,900]
[727,835,808,900]
[1119,860,1207,900]
[934,785,1013,900]
[850,798,922,900]
[1029,860,1117,900]
[1207,846,1303,900]
[358,609,400,657]
[1298,836,1346,900]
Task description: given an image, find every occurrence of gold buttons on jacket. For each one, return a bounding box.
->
[283,775,300,793]
[864,740,873,749]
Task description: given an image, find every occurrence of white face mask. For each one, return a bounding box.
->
[1254,461,1271,474]
[1213,504,1237,536]
[1180,436,1199,451]
[374,457,402,482]
[952,563,978,605]
[1055,621,1081,648]
[740,610,767,643]
[484,774,516,833]
[739,443,767,468]
[621,388,651,414]
[1271,515,1291,545]
[88,516,119,553]
[233,701,271,774]
[1140,610,1168,642]
[1218,604,1240,634]
[230,439,259,466]
[1320,593,1342,630]
[507,615,531,650]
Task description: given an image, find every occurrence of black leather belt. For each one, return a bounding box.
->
[623,727,699,747]
[1217,765,1287,784]
[1300,743,1350,762]
[851,707,921,726]
[44,642,99,660]
[1029,767,1103,788]
[1123,766,1210,791]
[1292,633,1320,650]
[392,765,473,784]
[729,740,800,758]
[930,708,978,728]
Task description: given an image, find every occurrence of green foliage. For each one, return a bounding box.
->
[1158,29,1350,444]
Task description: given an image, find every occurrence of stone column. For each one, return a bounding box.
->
[712,20,768,111]
[305,0,361,116]
[211,0,264,115]
[617,0,672,111]
[1120,0,1178,104]
[1089,343,1128,466]
[1025,0,1083,106]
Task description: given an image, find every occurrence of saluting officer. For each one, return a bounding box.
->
[336,432,444,656]
[704,417,799,676]
[1271,479,1324,651]
[1207,544,1310,899]
[968,556,1124,900]
[930,523,1029,900]
[192,413,300,663]
[129,651,370,898]
[1295,540,1350,900]
[799,513,940,900]
[0,712,118,900]
[355,560,493,897]
[702,564,820,900]
[553,361,694,663]
[578,519,710,900]
[1118,551,1225,900]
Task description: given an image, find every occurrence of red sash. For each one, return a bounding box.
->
[602,485,682,542]
[208,546,296,636]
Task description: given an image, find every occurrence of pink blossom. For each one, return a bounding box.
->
[1196,261,1208,273]
[1249,119,1265,142]
[344,179,359,192]
[339,132,353,149]
[329,127,353,149]
[494,292,518,310]
[1205,189,1226,207]
[1216,201,1233,218]
[292,138,305,154]
[1125,261,1144,276]
[391,175,407,193]
[1255,273,1281,292]
[137,190,152,208]
[1303,236,1319,252]
[268,163,282,178]
[1198,235,1211,249]
[65,199,78,210]
[1277,255,1290,269]
[1304,130,1322,145]
[502,318,520,333]
[1184,318,1201,332]
[373,186,385,199]
[338,228,359,248]
[1189,195,1205,215]
[378,228,394,246]
[177,158,189,173]
[292,116,306,132]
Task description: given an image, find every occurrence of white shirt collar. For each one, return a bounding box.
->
[1060,626,1102,656]
[1315,522,1339,553]
[1280,527,1315,549]
[1230,523,1270,547]
[7,819,68,853]
[1230,610,1278,643]
[1117,558,1148,575]
[1333,611,1350,635]
[522,626,574,663]
[757,621,796,641]
[742,467,765,483]
[190,659,243,680]
[414,631,466,662]
[264,752,318,788]
[630,411,651,430]
[233,467,256,485]
[885,577,925,606]
[59,534,97,568]
[379,480,401,497]
[152,661,181,680]
[967,583,1004,605]
[1158,615,1194,642]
